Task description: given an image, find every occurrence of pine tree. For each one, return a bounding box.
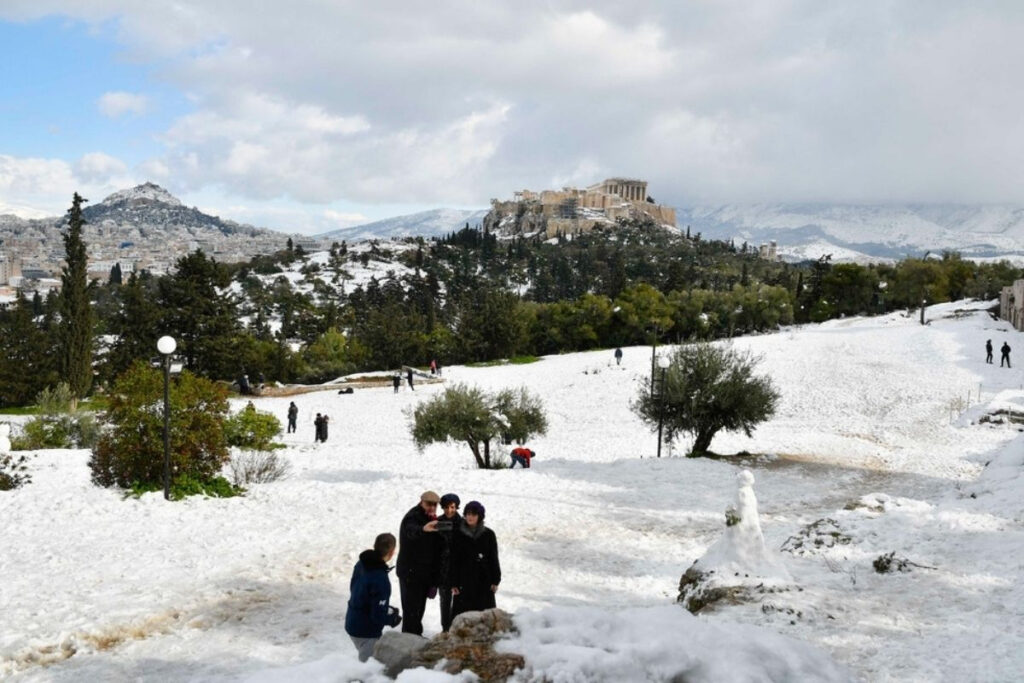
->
[59,192,94,399]
[0,293,57,407]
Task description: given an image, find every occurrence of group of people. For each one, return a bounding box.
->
[985,339,1012,367]
[313,412,331,442]
[344,490,501,661]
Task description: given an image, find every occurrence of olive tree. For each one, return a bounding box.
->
[634,342,779,457]
[411,383,547,468]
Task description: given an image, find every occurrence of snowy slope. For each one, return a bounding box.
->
[317,208,489,242]
[4,302,1024,680]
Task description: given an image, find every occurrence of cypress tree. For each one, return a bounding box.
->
[59,192,94,399]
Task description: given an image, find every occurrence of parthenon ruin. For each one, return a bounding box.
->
[485,177,676,238]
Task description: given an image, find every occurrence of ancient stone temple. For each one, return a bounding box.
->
[484,178,676,239]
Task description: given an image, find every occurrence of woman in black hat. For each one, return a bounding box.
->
[450,500,501,619]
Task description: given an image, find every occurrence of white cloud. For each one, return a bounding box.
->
[97,91,150,118]
[3,2,1024,211]
[0,154,137,217]
[74,152,128,182]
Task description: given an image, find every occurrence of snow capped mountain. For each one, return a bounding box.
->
[678,204,1024,262]
[317,208,488,241]
[98,181,183,208]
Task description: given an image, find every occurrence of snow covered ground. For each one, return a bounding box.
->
[3,300,1024,681]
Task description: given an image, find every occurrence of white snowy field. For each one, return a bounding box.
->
[3,300,1024,681]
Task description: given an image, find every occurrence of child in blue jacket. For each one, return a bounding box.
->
[345,533,402,662]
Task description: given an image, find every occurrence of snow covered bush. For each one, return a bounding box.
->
[0,452,31,490]
[634,342,779,456]
[89,362,230,490]
[228,449,290,485]
[410,383,547,468]
[224,403,282,450]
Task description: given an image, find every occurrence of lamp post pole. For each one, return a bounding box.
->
[656,355,671,458]
[649,323,659,396]
[157,336,176,501]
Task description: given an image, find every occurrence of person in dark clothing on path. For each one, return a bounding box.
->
[287,402,298,433]
[314,413,324,442]
[345,532,402,662]
[430,359,437,375]
[451,500,501,620]
[406,367,415,391]
[392,374,401,393]
[321,414,330,442]
[1002,342,1012,368]
[986,339,993,364]
[614,347,623,365]
[436,493,462,632]
[397,490,441,635]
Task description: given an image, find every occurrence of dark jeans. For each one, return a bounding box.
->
[511,455,529,468]
[287,417,296,433]
[440,587,455,632]
[1002,355,1011,368]
[399,576,430,635]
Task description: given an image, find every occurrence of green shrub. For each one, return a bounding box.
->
[10,383,100,450]
[124,474,244,500]
[224,403,282,450]
[90,362,231,490]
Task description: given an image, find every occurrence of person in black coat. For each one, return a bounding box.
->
[396,490,441,635]
[436,493,462,632]
[451,500,501,620]
[986,339,994,364]
[286,402,298,433]
[406,367,415,390]
[1002,342,1012,368]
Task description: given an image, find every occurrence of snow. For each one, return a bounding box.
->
[4,299,1024,680]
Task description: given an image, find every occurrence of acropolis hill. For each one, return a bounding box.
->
[483,178,677,238]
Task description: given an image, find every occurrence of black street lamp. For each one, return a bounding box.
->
[157,335,176,500]
[656,355,671,458]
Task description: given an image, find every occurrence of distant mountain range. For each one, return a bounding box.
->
[5,182,1024,266]
[332,202,1024,263]
[677,204,1024,262]
[317,208,489,241]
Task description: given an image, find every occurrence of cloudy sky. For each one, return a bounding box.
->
[2,1,1023,235]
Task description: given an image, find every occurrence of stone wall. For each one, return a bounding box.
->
[1000,280,1024,330]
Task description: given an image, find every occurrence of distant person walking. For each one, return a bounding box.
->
[314,413,324,442]
[287,402,298,433]
[430,359,438,375]
[986,339,994,364]
[406,367,415,391]
[344,532,402,662]
[614,348,623,366]
[321,414,330,442]
[392,373,402,393]
[1002,342,1012,368]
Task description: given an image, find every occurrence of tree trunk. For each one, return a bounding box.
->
[484,439,491,468]
[468,440,486,469]
[689,429,716,457]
